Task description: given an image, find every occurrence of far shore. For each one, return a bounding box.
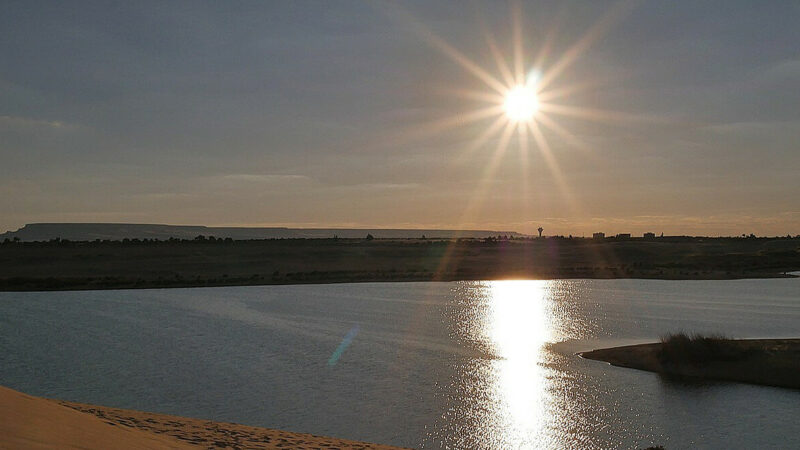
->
[1,270,797,292]
[0,385,406,449]
[1,236,797,291]
[580,338,800,389]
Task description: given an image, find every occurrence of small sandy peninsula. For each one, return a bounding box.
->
[0,385,407,449]
[580,337,800,389]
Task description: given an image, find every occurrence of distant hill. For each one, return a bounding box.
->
[0,223,526,242]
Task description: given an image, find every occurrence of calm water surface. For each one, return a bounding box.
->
[1,279,799,449]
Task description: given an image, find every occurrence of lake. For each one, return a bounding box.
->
[1,279,799,448]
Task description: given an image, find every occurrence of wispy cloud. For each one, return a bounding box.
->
[0,115,75,131]
[333,182,422,191]
[214,174,311,183]
[702,119,800,135]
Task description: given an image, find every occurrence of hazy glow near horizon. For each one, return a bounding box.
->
[2,3,799,236]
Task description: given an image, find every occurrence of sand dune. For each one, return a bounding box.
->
[1,385,407,449]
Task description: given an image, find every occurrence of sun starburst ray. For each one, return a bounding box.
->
[432,121,515,279]
[374,1,508,94]
[535,113,593,153]
[539,102,663,124]
[536,81,600,103]
[374,0,642,240]
[438,87,506,104]
[537,0,637,92]
[517,121,531,220]
[459,121,516,225]
[396,105,504,143]
[511,1,525,84]
[527,120,581,217]
[425,33,509,95]
[456,114,510,161]
[532,7,566,71]
[478,18,516,88]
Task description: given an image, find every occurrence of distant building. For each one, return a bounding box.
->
[616,233,631,239]
[592,232,605,239]
[643,232,656,239]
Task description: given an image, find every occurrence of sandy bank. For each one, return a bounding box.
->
[0,385,407,449]
[579,338,800,389]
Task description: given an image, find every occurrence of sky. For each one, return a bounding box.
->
[2,1,799,236]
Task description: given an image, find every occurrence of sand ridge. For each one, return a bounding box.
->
[0,385,192,449]
[1,385,409,449]
[57,400,408,449]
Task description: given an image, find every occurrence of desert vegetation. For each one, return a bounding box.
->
[0,236,797,291]
[581,335,800,389]
[658,333,753,364]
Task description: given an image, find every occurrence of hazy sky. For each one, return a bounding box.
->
[2,1,799,236]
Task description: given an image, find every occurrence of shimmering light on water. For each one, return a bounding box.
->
[482,280,558,448]
[2,280,800,448]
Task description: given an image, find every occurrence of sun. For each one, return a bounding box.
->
[503,85,539,122]
[381,0,637,230]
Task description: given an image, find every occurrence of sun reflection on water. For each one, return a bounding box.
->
[484,280,558,448]
[432,280,583,448]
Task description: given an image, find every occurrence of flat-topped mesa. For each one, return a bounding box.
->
[580,336,800,389]
[0,223,525,242]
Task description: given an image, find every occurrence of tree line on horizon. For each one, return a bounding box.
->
[2,233,799,247]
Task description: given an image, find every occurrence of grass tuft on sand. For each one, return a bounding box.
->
[657,332,752,363]
[580,336,800,389]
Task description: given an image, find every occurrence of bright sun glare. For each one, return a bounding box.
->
[503,85,539,122]
[387,1,636,233]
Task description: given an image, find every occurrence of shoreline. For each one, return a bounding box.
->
[0,385,406,449]
[579,338,800,389]
[1,271,796,292]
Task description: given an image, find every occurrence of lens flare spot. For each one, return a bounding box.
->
[328,325,360,366]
